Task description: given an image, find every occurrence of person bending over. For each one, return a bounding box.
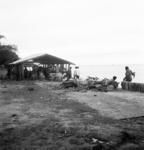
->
[123,66,135,82]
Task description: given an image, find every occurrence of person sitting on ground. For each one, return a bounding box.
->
[88,76,119,90]
[123,66,135,82]
[104,76,118,89]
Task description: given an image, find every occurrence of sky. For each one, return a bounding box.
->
[0,0,144,65]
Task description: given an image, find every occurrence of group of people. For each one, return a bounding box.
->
[63,66,80,81]
[63,65,135,90]
[88,66,135,91]
[65,65,135,81]
[67,65,135,82]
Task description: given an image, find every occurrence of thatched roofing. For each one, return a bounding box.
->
[10,53,75,65]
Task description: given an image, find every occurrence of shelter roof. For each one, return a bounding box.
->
[10,53,75,65]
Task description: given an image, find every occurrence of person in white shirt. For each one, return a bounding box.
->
[73,66,80,79]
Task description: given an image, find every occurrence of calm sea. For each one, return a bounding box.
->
[78,64,144,83]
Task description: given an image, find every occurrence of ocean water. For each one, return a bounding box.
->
[78,64,144,83]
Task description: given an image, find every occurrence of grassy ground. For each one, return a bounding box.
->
[0,81,144,150]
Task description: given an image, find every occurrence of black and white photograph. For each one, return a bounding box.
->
[0,0,144,149]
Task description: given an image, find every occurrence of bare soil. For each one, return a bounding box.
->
[0,81,144,150]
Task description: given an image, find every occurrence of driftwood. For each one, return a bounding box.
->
[121,81,144,92]
[62,80,78,88]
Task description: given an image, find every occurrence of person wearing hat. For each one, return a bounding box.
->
[73,66,80,79]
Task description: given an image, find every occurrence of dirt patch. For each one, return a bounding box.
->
[0,81,144,149]
[66,90,144,119]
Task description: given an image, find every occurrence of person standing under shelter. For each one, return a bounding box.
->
[74,66,80,79]
[123,66,135,82]
[67,66,72,80]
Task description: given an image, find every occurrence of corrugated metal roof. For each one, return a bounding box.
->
[10,53,75,65]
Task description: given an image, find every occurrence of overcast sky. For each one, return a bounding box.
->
[0,0,144,65]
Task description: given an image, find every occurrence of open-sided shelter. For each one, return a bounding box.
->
[9,53,75,80]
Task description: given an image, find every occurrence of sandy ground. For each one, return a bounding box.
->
[0,81,144,150]
[66,90,144,119]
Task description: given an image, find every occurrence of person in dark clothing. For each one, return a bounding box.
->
[123,66,135,82]
[88,76,119,91]
[24,67,28,79]
[67,67,72,80]
[106,76,118,89]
